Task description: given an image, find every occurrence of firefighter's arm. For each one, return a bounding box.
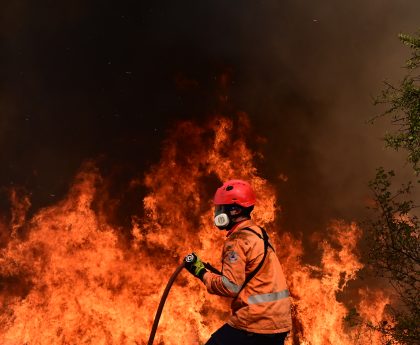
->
[202,239,246,297]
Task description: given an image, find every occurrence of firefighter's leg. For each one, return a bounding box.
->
[204,324,249,345]
[205,324,288,345]
[252,331,288,345]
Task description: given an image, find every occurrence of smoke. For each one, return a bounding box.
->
[222,0,420,235]
[1,0,420,239]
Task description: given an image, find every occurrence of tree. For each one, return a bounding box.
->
[367,32,420,345]
[374,33,420,173]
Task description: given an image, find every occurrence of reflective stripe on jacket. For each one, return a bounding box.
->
[203,219,292,334]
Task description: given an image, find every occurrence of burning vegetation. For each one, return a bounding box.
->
[0,115,395,344]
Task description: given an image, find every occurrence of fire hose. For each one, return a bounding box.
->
[147,255,221,345]
[147,261,186,345]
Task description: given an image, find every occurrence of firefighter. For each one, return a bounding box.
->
[184,179,292,345]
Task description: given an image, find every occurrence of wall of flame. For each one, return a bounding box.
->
[0,115,394,344]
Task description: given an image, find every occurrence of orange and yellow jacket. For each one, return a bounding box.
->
[203,219,292,334]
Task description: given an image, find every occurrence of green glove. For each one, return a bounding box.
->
[184,253,207,280]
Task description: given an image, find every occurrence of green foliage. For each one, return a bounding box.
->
[368,32,420,345]
[373,33,420,174]
[399,34,420,69]
[368,168,419,345]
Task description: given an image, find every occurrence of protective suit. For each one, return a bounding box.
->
[203,219,292,334]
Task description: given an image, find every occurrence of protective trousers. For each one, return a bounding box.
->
[205,324,288,345]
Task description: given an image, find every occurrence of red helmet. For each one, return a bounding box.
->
[213,179,256,207]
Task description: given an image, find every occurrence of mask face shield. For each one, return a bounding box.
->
[213,205,241,230]
[214,205,229,229]
[214,213,230,228]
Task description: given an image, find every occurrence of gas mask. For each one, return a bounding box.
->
[214,205,241,230]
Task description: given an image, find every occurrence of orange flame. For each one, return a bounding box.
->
[0,115,394,344]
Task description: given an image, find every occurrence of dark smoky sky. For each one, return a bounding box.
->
[1,0,419,236]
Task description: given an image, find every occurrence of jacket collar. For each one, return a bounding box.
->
[226,219,255,237]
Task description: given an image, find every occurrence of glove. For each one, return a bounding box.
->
[184,253,207,280]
